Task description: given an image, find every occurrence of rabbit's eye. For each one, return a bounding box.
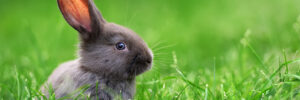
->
[116,42,126,50]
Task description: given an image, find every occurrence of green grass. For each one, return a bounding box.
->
[1,0,300,99]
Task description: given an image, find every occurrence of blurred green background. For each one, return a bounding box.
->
[1,0,300,99]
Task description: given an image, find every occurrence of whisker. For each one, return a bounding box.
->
[152,64,169,69]
[152,44,176,52]
[153,52,172,56]
[151,67,170,72]
[153,60,173,65]
[153,56,173,59]
[154,61,173,64]
[154,55,171,58]
[150,40,165,50]
[154,57,171,60]
[154,62,173,65]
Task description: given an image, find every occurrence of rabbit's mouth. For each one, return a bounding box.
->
[127,54,152,77]
[131,55,139,64]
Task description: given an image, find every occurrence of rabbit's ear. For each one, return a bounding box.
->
[58,0,104,34]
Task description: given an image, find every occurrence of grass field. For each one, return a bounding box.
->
[1,0,300,99]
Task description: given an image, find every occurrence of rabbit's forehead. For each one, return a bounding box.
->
[104,23,136,36]
[104,23,143,43]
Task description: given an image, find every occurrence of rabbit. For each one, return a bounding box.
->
[40,0,153,99]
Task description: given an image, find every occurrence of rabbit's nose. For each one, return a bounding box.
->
[145,55,152,64]
[134,53,152,65]
[146,59,152,64]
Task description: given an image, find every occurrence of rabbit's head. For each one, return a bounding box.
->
[58,0,153,80]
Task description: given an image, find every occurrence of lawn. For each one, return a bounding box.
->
[1,0,300,99]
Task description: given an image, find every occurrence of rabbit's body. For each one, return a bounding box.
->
[42,60,135,99]
[41,0,153,99]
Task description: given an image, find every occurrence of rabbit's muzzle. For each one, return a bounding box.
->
[127,53,152,76]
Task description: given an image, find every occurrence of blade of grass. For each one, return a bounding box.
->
[204,84,208,100]
[270,58,300,80]
[171,51,215,99]
[15,67,21,100]
[283,49,289,81]
[174,85,189,100]
[246,41,268,73]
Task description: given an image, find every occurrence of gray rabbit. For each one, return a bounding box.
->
[41,0,153,99]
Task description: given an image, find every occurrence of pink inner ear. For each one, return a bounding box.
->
[59,0,92,32]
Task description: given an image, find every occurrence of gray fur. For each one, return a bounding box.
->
[41,0,153,99]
